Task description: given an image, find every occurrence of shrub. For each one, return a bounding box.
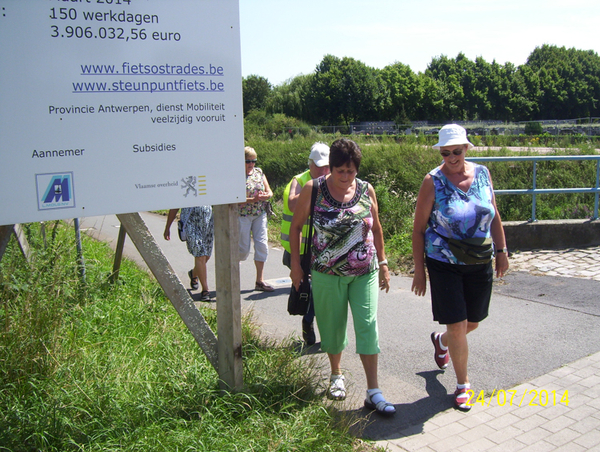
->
[244,112,315,140]
[524,121,544,135]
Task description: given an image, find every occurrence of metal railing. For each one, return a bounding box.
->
[467,155,600,222]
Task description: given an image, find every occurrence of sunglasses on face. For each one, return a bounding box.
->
[245,159,257,164]
[440,148,464,157]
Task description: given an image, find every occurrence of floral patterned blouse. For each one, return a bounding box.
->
[311,176,378,277]
[239,167,267,217]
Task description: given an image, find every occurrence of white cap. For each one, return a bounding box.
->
[308,142,330,167]
[433,124,474,150]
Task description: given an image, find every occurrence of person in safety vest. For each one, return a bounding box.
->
[280,142,330,345]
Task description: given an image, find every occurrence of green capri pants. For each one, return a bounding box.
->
[311,270,380,355]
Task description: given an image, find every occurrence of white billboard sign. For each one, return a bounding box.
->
[0,0,246,226]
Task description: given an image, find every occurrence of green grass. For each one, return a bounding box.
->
[253,136,599,272]
[0,223,379,452]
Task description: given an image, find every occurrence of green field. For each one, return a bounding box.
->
[252,135,599,271]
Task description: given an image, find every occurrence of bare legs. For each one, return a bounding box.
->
[328,352,343,375]
[328,352,379,389]
[359,353,379,389]
[254,259,265,284]
[439,320,479,385]
[191,255,210,292]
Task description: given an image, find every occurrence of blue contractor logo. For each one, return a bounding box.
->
[36,172,76,211]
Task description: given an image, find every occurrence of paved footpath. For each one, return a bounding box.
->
[383,246,600,452]
[509,246,600,281]
[78,213,600,452]
[385,353,600,452]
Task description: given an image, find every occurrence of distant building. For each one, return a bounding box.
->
[350,121,398,135]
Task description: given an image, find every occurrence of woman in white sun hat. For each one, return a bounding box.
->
[411,124,509,411]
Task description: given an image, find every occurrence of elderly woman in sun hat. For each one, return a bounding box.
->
[411,124,509,411]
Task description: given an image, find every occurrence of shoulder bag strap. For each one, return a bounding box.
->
[302,180,318,275]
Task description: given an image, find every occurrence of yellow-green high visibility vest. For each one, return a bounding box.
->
[280,170,312,254]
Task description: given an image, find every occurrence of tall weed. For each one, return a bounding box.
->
[0,222,80,382]
[0,224,363,451]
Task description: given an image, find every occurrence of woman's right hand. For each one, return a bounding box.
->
[411,267,427,297]
[290,265,304,291]
[289,181,314,291]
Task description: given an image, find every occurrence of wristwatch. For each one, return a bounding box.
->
[496,247,508,253]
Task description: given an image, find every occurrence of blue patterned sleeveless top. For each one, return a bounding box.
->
[425,163,496,264]
[311,176,378,276]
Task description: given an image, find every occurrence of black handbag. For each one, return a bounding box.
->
[287,183,318,316]
[287,266,312,315]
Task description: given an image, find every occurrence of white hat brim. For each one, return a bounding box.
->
[432,139,474,150]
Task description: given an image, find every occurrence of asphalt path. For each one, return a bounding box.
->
[78,212,600,440]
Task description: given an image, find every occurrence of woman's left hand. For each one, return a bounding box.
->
[379,266,390,293]
[495,252,509,278]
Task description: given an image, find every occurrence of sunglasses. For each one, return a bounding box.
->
[245,159,257,164]
[440,148,464,157]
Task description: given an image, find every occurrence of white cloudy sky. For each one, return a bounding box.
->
[239,0,600,86]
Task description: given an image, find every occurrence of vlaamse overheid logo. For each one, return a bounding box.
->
[36,172,76,210]
[181,175,207,197]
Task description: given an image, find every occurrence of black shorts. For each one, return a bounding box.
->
[426,256,493,325]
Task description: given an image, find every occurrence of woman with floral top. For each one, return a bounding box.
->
[289,138,395,416]
[239,146,275,292]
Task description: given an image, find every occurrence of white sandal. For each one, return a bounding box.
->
[364,389,396,416]
[328,374,346,400]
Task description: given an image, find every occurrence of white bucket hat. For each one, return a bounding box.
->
[432,124,474,150]
[308,142,330,167]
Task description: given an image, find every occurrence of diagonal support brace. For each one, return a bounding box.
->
[117,212,219,371]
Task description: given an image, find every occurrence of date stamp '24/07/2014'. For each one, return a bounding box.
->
[466,389,569,407]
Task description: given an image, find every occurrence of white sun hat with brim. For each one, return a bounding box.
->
[432,124,474,150]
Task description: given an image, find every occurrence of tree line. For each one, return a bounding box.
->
[242,45,600,126]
